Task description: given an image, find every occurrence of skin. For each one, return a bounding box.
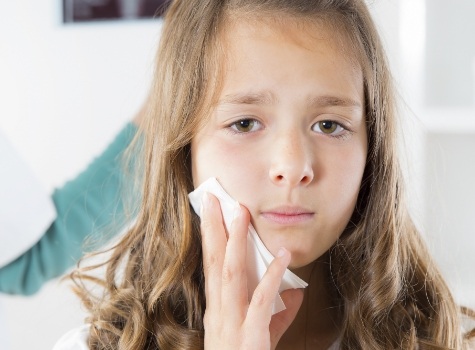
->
[193,17,367,349]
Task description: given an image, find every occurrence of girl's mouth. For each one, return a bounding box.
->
[260,206,315,225]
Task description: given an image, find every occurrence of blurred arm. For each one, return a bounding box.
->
[0,122,138,295]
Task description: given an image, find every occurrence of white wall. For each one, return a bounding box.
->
[0,2,161,349]
[0,1,474,349]
[424,133,475,305]
[402,0,475,309]
[0,2,162,189]
[373,0,475,310]
[424,0,475,107]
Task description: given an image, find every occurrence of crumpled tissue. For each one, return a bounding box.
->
[188,177,308,314]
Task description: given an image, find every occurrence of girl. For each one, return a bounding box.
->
[56,0,475,349]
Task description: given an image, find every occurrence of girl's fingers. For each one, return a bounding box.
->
[245,248,291,335]
[200,192,228,309]
[269,288,304,349]
[220,204,250,323]
[200,195,300,349]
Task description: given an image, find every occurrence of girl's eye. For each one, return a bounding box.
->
[312,120,345,136]
[230,119,261,133]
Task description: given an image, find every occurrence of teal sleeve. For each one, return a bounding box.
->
[0,123,138,295]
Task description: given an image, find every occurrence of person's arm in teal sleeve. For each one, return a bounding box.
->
[0,122,138,295]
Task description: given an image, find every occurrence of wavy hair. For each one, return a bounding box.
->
[72,1,474,349]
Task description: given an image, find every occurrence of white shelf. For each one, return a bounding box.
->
[417,108,475,134]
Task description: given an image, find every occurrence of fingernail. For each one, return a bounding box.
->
[277,247,287,258]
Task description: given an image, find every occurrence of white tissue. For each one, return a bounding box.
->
[188,177,308,314]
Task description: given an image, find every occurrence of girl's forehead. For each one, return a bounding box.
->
[216,15,363,85]
[193,12,366,125]
[219,14,362,71]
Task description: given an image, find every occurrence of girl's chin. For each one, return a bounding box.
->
[287,255,315,270]
[287,252,326,276]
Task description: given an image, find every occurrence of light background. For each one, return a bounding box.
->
[0,1,474,349]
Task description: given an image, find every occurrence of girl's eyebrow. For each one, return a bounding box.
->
[307,95,362,110]
[218,91,276,106]
[218,90,362,111]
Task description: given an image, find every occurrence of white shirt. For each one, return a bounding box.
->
[53,324,341,350]
[54,322,475,350]
[53,325,89,350]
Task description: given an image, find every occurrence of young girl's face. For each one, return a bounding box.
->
[192,18,367,269]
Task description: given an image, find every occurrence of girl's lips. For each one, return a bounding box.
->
[260,207,315,225]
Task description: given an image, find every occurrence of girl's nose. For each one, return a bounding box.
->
[268,132,314,187]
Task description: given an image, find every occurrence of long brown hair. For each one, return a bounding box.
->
[72,1,474,349]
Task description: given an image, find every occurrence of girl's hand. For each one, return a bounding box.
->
[200,192,304,349]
